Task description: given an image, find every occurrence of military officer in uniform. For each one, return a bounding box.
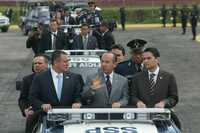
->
[115,39,147,78]
[171,4,177,27]
[180,5,189,35]
[190,5,199,40]
[160,4,167,27]
[87,1,103,26]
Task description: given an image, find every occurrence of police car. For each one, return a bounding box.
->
[35,108,181,133]
[0,12,10,32]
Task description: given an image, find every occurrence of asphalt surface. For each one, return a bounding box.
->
[0,27,200,133]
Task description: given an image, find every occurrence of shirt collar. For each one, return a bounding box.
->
[148,66,160,76]
[51,67,63,78]
[104,72,113,81]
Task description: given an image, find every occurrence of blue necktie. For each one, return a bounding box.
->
[57,74,63,100]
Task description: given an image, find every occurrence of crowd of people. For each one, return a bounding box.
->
[18,1,181,132]
[160,4,199,40]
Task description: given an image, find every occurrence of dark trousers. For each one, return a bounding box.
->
[191,25,197,40]
[182,22,187,34]
[172,18,176,27]
[121,21,125,30]
[25,113,39,133]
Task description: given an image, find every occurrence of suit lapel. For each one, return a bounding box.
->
[60,72,71,101]
[99,71,109,99]
[48,70,60,102]
[109,73,118,100]
[154,70,164,90]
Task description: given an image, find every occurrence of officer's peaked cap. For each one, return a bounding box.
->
[127,39,147,53]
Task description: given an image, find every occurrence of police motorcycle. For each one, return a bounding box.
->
[35,108,181,133]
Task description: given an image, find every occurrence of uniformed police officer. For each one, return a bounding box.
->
[119,6,126,31]
[171,4,177,27]
[115,39,147,82]
[190,5,199,40]
[87,1,103,26]
[160,4,167,27]
[180,5,189,35]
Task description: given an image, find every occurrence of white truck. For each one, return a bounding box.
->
[0,12,10,32]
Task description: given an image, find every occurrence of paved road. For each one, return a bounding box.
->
[0,27,200,133]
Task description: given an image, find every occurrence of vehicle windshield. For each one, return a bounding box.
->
[38,11,50,18]
[69,66,99,82]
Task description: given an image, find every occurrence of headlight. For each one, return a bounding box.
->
[123,113,135,120]
[83,113,95,120]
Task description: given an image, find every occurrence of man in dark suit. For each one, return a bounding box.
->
[99,21,115,50]
[82,52,128,108]
[130,47,181,129]
[72,23,98,49]
[18,54,49,133]
[38,19,69,53]
[29,50,83,113]
[26,23,44,55]
[61,8,76,25]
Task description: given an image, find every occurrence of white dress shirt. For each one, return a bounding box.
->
[51,31,57,49]
[148,66,160,83]
[51,67,63,95]
[104,72,113,84]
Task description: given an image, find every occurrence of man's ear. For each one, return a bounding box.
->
[156,57,160,64]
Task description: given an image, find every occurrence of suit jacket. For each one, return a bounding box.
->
[99,31,115,50]
[82,70,128,107]
[130,70,178,108]
[61,16,76,25]
[18,73,35,116]
[72,34,98,49]
[29,70,83,110]
[38,30,68,53]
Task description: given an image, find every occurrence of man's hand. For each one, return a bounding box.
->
[112,102,121,108]
[136,101,146,108]
[91,76,102,90]
[24,106,34,119]
[72,103,82,108]
[154,101,166,108]
[41,104,52,113]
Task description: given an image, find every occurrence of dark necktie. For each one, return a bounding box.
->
[137,64,142,72]
[149,73,155,90]
[52,33,57,50]
[106,75,112,96]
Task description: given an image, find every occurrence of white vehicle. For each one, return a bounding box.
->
[0,12,10,32]
[36,108,181,133]
[45,50,106,82]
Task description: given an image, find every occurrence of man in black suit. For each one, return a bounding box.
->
[99,21,115,50]
[29,50,83,113]
[38,19,69,53]
[130,47,180,129]
[18,54,49,133]
[61,8,76,25]
[72,23,98,49]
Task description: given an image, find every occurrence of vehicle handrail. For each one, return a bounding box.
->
[47,108,171,122]
[45,50,107,56]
